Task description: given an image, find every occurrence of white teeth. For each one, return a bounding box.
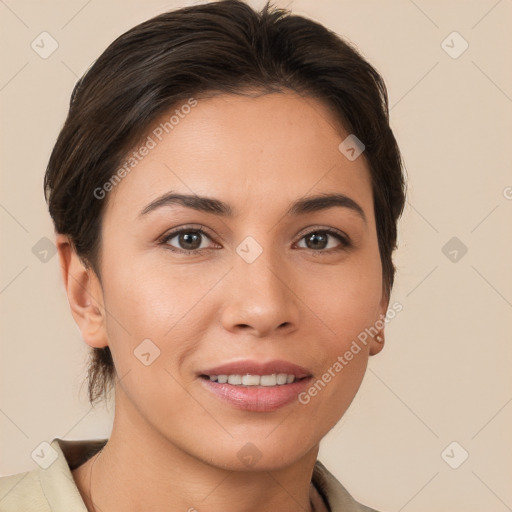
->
[207,373,297,386]
[276,373,288,385]
[227,375,242,385]
[260,374,277,386]
[242,374,261,386]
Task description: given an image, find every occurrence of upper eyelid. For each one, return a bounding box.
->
[295,225,348,240]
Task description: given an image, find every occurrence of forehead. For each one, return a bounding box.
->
[104,91,373,223]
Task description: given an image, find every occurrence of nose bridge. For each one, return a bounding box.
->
[221,233,299,335]
[234,233,289,300]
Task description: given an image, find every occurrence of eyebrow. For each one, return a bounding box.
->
[139,191,367,225]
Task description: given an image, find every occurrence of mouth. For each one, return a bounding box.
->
[199,373,307,386]
[198,359,313,412]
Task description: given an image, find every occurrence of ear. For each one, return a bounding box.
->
[369,290,389,356]
[56,233,108,348]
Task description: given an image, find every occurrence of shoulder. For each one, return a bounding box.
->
[0,468,50,511]
[0,437,104,512]
[313,460,386,512]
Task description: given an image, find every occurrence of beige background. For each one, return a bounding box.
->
[1,0,511,510]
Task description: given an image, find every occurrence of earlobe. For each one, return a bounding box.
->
[56,234,108,349]
[369,291,389,356]
[369,333,385,356]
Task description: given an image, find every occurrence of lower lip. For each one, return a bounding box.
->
[199,376,313,412]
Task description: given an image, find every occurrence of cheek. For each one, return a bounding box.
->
[103,256,204,331]
[300,251,382,401]
[310,252,383,342]
[98,265,201,420]
[100,257,223,379]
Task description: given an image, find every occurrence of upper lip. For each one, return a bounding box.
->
[200,359,311,379]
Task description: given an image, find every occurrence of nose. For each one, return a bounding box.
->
[220,246,301,338]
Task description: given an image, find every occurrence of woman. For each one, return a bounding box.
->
[0,1,406,510]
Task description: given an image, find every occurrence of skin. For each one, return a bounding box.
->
[57,90,388,512]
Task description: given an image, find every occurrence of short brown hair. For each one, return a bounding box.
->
[44,0,407,406]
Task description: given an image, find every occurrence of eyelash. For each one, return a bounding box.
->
[158,225,351,257]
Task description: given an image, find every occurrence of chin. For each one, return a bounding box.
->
[193,433,318,473]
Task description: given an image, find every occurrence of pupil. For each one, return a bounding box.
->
[181,232,200,250]
[307,232,327,250]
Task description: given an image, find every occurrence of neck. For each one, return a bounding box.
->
[73,388,325,512]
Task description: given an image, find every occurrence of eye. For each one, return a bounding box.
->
[160,225,217,255]
[295,228,351,253]
[159,225,351,256]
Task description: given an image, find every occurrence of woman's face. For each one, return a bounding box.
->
[87,91,387,469]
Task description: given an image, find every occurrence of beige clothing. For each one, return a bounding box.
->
[0,438,382,511]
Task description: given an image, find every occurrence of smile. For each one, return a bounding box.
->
[197,359,313,412]
[203,373,297,386]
